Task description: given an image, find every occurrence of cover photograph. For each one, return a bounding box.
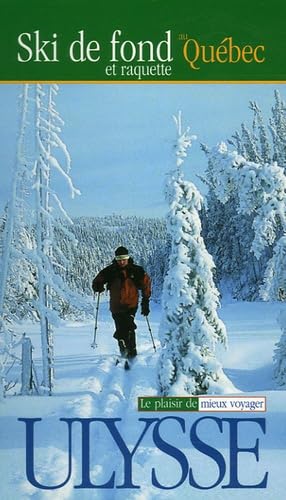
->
[0,1,286,499]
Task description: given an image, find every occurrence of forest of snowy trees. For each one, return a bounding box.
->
[56,215,168,304]
[2,89,286,318]
[202,90,286,301]
[1,86,286,394]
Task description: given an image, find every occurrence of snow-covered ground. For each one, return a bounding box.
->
[1,299,286,499]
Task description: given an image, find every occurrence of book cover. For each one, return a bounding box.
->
[0,1,286,498]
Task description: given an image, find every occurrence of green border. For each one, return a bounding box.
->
[1,0,286,82]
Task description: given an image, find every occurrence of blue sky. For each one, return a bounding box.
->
[0,83,285,217]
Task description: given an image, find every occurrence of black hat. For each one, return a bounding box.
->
[115,246,129,260]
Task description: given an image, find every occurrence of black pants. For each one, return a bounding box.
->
[112,308,137,358]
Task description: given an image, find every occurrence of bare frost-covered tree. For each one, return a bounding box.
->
[157,113,232,396]
[31,84,81,392]
[0,84,83,395]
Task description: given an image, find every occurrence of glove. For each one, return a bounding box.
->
[92,280,104,293]
[141,298,150,316]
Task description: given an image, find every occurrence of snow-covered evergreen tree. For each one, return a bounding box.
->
[273,310,286,385]
[240,122,260,163]
[260,236,286,301]
[208,140,286,385]
[249,101,272,164]
[157,113,231,396]
[261,234,286,386]
[209,95,280,299]
[207,142,286,258]
[201,143,261,300]
[269,90,286,168]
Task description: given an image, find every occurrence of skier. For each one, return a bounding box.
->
[92,246,151,360]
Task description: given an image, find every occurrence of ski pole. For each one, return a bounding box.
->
[91,292,100,349]
[146,316,156,351]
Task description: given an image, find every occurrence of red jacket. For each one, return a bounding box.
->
[92,259,151,313]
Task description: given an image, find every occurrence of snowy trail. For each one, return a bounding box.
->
[62,353,156,498]
[76,354,130,500]
[52,313,160,500]
[73,311,159,415]
[85,352,159,500]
